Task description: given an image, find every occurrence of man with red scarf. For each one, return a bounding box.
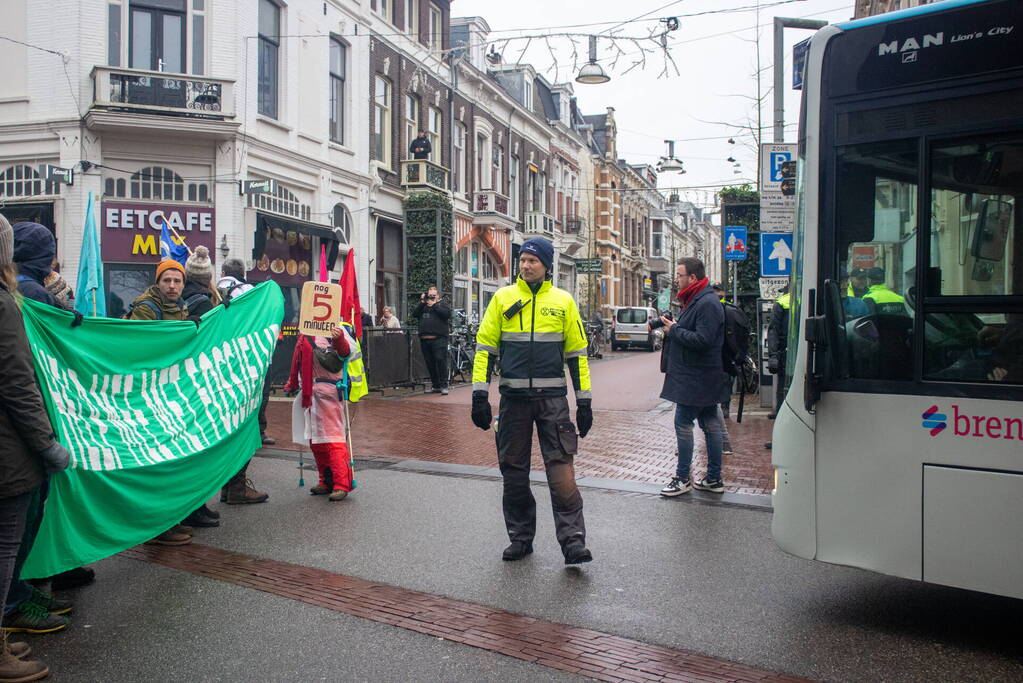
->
[657,257,727,496]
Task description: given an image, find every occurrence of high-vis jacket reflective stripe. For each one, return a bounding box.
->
[862,284,907,316]
[472,277,590,398]
[340,322,368,402]
[776,292,791,309]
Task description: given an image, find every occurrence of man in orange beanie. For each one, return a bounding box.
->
[126,259,188,321]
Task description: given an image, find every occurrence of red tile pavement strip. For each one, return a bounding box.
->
[122,543,808,683]
[264,400,775,496]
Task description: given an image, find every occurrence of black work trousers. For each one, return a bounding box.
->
[420,336,448,390]
[257,371,272,436]
[496,395,585,548]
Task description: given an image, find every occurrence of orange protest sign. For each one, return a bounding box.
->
[298,281,344,337]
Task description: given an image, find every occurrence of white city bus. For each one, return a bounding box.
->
[772,0,1023,599]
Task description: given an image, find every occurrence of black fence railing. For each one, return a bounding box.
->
[361,326,433,389]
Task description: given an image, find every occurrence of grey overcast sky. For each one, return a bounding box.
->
[458,0,855,208]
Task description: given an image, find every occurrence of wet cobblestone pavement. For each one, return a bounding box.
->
[263,351,775,496]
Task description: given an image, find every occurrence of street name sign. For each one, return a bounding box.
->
[575,258,603,274]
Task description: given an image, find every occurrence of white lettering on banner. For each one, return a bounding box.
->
[30,324,279,471]
[106,206,213,232]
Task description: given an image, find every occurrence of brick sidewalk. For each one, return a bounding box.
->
[265,354,775,496]
[123,542,807,683]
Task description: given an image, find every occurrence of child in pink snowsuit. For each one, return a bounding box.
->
[283,325,356,501]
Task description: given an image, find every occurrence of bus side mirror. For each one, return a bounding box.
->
[971,198,1012,262]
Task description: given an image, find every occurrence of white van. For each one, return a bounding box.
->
[612,306,658,351]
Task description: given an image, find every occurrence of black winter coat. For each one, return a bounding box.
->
[767,301,789,367]
[0,283,51,499]
[181,280,217,324]
[659,286,725,408]
[412,300,451,337]
[13,222,58,307]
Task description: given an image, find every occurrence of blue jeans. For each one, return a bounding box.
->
[674,403,724,482]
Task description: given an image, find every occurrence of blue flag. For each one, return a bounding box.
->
[74,191,107,317]
[159,218,189,266]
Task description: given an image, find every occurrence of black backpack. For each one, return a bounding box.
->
[721,301,751,377]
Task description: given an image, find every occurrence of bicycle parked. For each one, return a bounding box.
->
[448,322,477,384]
[585,321,604,359]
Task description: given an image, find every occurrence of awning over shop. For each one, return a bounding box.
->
[254,212,342,269]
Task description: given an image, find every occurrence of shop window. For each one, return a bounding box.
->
[332,202,352,243]
[0,165,57,198]
[247,180,311,221]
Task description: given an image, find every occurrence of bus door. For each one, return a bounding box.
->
[807,128,1023,594]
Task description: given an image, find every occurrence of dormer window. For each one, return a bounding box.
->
[522,79,533,111]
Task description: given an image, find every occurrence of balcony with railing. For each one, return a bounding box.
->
[91,66,235,116]
[88,66,238,136]
[472,189,516,230]
[400,158,449,194]
[524,210,555,238]
[557,215,587,254]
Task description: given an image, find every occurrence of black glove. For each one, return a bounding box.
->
[70,311,84,327]
[39,441,71,475]
[768,356,780,374]
[471,390,492,430]
[576,399,593,439]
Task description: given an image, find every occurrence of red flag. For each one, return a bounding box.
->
[339,249,361,338]
[318,243,328,282]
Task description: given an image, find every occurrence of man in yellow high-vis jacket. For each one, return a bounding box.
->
[470,238,593,565]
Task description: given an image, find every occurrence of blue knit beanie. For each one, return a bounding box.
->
[519,238,554,274]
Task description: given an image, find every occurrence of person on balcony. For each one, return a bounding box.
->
[409,130,431,160]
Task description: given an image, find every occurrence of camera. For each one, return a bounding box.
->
[421,291,436,301]
[648,310,673,330]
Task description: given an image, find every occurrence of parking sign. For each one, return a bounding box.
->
[760,232,795,277]
[723,226,748,261]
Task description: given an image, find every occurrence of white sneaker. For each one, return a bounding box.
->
[693,478,724,493]
[660,477,691,497]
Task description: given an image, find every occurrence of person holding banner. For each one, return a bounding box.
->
[127,260,195,547]
[283,324,358,502]
[0,215,67,680]
[126,259,189,322]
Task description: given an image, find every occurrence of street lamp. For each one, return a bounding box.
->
[657,140,684,172]
[576,36,610,85]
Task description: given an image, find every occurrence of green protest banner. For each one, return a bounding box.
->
[19,282,284,577]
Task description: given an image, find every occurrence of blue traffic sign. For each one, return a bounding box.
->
[723,226,748,261]
[760,232,794,277]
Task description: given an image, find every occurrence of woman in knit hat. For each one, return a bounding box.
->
[181,245,221,324]
[0,214,70,681]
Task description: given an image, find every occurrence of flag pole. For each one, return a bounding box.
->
[162,218,194,256]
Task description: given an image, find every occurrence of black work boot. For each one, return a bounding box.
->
[502,541,533,561]
[563,540,593,565]
[183,505,220,528]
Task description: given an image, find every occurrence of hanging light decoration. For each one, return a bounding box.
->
[576,36,610,85]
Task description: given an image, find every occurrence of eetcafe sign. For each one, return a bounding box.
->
[101,201,216,262]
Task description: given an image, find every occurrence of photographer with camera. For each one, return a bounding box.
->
[412,285,452,395]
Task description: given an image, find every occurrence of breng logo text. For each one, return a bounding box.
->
[922,404,1023,440]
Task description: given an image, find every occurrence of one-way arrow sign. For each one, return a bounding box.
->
[760,232,794,277]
